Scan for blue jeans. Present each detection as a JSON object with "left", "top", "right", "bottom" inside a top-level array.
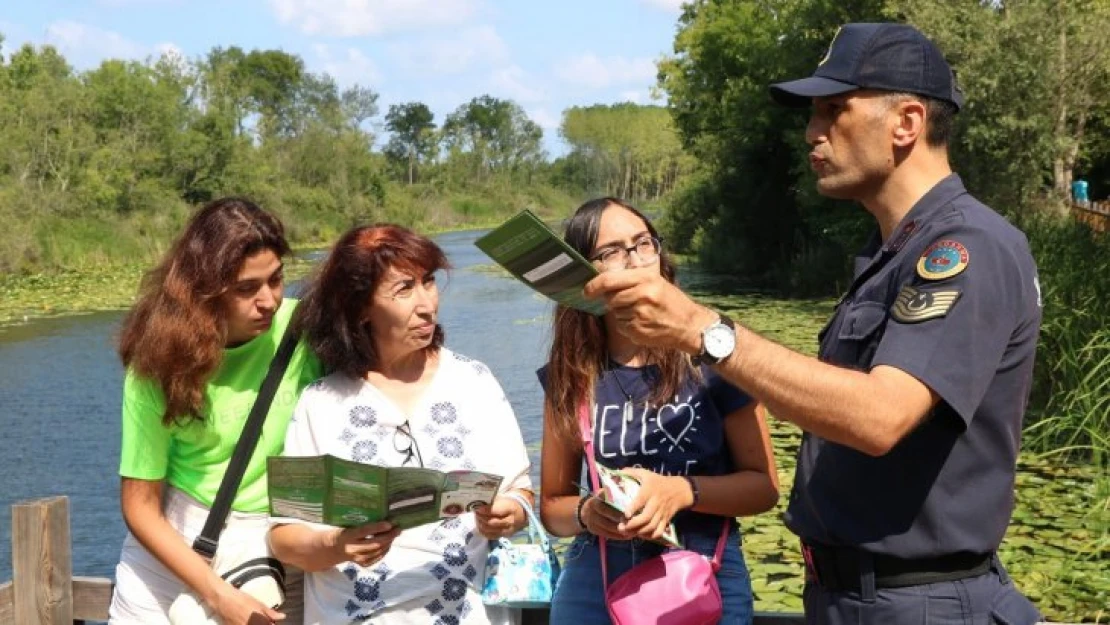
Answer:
[{"left": 550, "top": 526, "right": 754, "bottom": 624}]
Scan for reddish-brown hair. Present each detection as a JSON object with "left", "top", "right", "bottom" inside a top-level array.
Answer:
[
  {"left": 294, "top": 224, "right": 451, "bottom": 378},
  {"left": 545, "top": 197, "right": 695, "bottom": 447},
  {"left": 118, "top": 197, "right": 291, "bottom": 425}
]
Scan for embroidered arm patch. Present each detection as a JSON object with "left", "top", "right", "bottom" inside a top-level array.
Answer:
[
  {"left": 891, "top": 285, "right": 961, "bottom": 323},
  {"left": 917, "top": 239, "right": 969, "bottom": 280}
]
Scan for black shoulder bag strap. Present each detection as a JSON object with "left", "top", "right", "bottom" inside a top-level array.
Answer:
[{"left": 191, "top": 326, "right": 300, "bottom": 560}]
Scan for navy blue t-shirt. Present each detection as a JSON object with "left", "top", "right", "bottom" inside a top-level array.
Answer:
[{"left": 539, "top": 362, "right": 752, "bottom": 537}]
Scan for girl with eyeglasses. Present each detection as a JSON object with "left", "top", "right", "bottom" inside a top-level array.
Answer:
[
  {"left": 269, "top": 224, "right": 533, "bottom": 625},
  {"left": 537, "top": 198, "right": 780, "bottom": 624}
]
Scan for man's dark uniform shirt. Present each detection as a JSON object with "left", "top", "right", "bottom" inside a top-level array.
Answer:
[{"left": 784, "top": 174, "right": 1043, "bottom": 559}]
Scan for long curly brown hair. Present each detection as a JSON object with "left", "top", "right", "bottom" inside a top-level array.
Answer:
[
  {"left": 117, "top": 197, "right": 291, "bottom": 425},
  {"left": 544, "top": 197, "right": 696, "bottom": 447}
]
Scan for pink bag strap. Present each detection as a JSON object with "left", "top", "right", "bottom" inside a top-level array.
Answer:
[{"left": 576, "top": 400, "right": 732, "bottom": 589}]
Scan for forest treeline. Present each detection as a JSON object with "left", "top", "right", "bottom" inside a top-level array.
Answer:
[{"left": 0, "top": 37, "right": 690, "bottom": 272}]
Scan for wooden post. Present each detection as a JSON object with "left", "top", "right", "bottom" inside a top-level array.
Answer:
[
  {"left": 11, "top": 497, "right": 73, "bottom": 625},
  {"left": 0, "top": 581, "right": 14, "bottom": 625}
]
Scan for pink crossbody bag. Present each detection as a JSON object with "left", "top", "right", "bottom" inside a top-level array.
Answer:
[{"left": 578, "top": 401, "right": 731, "bottom": 625}]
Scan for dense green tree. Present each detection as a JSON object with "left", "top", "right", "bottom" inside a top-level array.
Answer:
[
  {"left": 559, "top": 103, "right": 693, "bottom": 201},
  {"left": 895, "top": 0, "right": 1110, "bottom": 210},
  {"left": 239, "top": 49, "right": 306, "bottom": 138},
  {"left": 659, "top": 0, "right": 886, "bottom": 288},
  {"left": 384, "top": 102, "right": 437, "bottom": 185},
  {"left": 441, "top": 95, "right": 544, "bottom": 184},
  {"left": 341, "top": 85, "right": 380, "bottom": 130}
]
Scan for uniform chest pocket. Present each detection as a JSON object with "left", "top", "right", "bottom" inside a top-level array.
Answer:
[{"left": 831, "top": 301, "right": 888, "bottom": 367}]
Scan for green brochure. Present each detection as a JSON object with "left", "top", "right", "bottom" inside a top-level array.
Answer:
[
  {"left": 596, "top": 464, "right": 681, "bottom": 549},
  {"left": 474, "top": 209, "right": 607, "bottom": 315},
  {"left": 267, "top": 454, "right": 503, "bottom": 529}
]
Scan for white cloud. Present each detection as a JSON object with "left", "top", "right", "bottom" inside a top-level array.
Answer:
[
  {"left": 312, "top": 44, "right": 382, "bottom": 87},
  {"left": 44, "top": 21, "right": 177, "bottom": 68},
  {"left": 389, "top": 25, "right": 507, "bottom": 76},
  {"left": 489, "top": 65, "right": 545, "bottom": 103},
  {"left": 526, "top": 107, "right": 560, "bottom": 131},
  {"left": 554, "top": 54, "right": 657, "bottom": 89},
  {"left": 270, "top": 0, "right": 480, "bottom": 37},
  {"left": 638, "top": 0, "right": 686, "bottom": 13}
]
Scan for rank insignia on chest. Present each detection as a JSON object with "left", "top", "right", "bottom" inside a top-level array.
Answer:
[
  {"left": 891, "top": 285, "right": 961, "bottom": 323},
  {"left": 917, "top": 239, "right": 969, "bottom": 280}
]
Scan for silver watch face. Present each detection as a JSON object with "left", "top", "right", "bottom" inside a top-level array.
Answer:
[{"left": 704, "top": 323, "right": 736, "bottom": 360}]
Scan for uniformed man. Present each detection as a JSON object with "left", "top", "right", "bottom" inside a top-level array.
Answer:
[{"left": 583, "top": 22, "right": 1044, "bottom": 624}]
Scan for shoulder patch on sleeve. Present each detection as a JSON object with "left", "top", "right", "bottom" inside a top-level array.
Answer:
[
  {"left": 916, "top": 239, "right": 969, "bottom": 280},
  {"left": 891, "top": 285, "right": 961, "bottom": 323}
]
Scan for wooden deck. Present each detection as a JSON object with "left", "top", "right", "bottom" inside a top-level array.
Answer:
[{"left": 0, "top": 496, "right": 804, "bottom": 624}]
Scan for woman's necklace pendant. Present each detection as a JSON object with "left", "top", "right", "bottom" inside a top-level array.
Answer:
[{"left": 623, "top": 400, "right": 634, "bottom": 423}]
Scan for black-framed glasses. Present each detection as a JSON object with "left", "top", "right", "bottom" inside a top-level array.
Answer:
[
  {"left": 392, "top": 420, "right": 424, "bottom": 468},
  {"left": 589, "top": 236, "right": 663, "bottom": 271}
]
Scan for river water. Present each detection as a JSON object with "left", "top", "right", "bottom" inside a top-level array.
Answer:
[{"left": 0, "top": 229, "right": 552, "bottom": 581}]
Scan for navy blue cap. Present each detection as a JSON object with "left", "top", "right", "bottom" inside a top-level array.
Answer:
[{"left": 770, "top": 23, "right": 964, "bottom": 111}]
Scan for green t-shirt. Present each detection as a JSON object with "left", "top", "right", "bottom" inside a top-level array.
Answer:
[{"left": 118, "top": 298, "right": 324, "bottom": 512}]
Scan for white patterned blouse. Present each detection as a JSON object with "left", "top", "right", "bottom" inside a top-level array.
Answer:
[{"left": 277, "top": 348, "right": 532, "bottom": 625}]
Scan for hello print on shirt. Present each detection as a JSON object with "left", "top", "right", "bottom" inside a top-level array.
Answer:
[
  {"left": 587, "top": 365, "right": 749, "bottom": 479},
  {"left": 594, "top": 392, "right": 708, "bottom": 476}
]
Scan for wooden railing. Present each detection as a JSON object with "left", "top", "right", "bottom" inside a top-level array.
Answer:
[
  {"left": 0, "top": 498, "right": 112, "bottom": 624},
  {"left": 0, "top": 496, "right": 803, "bottom": 625},
  {"left": 1072, "top": 199, "right": 1109, "bottom": 233}
]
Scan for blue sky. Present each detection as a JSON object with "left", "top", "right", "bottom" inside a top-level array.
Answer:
[{"left": 0, "top": 0, "right": 686, "bottom": 155}]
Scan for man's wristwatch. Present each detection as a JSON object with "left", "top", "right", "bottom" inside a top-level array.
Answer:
[{"left": 695, "top": 314, "right": 737, "bottom": 365}]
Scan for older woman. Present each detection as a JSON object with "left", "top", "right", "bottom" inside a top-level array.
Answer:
[{"left": 270, "top": 224, "right": 533, "bottom": 625}]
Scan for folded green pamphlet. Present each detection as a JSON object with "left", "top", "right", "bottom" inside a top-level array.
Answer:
[
  {"left": 474, "top": 209, "right": 606, "bottom": 315},
  {"left": 268, "top": 454, "right": 504, "bottom": 529},
  {"left": 596, "top": 464, "right": 681, "bottom": 549}
]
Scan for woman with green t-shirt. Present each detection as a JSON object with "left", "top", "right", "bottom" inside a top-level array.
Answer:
[{"left": 108, "top": 197, "right": 323, "bottom": 625}]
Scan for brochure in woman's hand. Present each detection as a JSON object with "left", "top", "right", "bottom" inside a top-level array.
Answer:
[
  {"left": 267, "top": 454, "right": 503, "bottom": 530},
  {"left": 596, "top": 465, "right": 682, "bottom": 549}
]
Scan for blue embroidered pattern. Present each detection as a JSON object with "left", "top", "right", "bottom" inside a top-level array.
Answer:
[
  {"left": 430, "top": 402, "right": 458, "bottom": 424},
  {"left": 338, "top": 428, "right": 356, "bottom": 445},
  {"left": 437, "top": 437, "right": 464, "bottom": 458},
  {"left": 443, "top": 543, "right": 467, "bottom": 567},
  {"left": 354, "top": 578, "right": 380, "bottom": 602},
  {"left": 430, "top": 564, "right": 451, "bottom": 580},
  {"left": 349, "top": 405, "right": 377, "bottom": 428},
  {"left": 351, "top": 440, "right": 378, "bottom": 463},
  {"left": 329, "top": 351, "right": 498, "bottom": 621},
  {"left": 442, "top": 578, "right": 467, "bottom": 602},
  {"left": 457, "top": 599, "right": 472, "bottom": 618}
]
